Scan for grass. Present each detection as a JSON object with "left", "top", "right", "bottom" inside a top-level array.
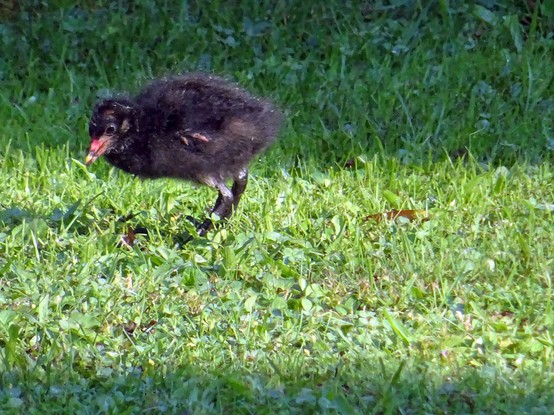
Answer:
[{"left": 1, "top": 0, "right": 553, "bottom": 413}]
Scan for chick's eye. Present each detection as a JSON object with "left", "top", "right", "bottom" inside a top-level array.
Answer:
[{"left": 105, "top": 125, "right": 117, "bottom": 134}]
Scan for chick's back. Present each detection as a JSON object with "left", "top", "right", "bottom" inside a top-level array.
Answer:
[
  {"left": 134, "top": 74, "right": 282, "bottom": 181},
  {"left": 136, "top": 74, "right": 280, "bottom": 146}
]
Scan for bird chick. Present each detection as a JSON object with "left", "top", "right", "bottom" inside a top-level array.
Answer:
[{"left": 86, "top": 73, "right": 282, "bottom": 235}]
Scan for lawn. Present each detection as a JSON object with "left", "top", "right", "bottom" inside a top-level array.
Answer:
[{"left": 1, "top": 1, "right": 553, "bottom": 413}]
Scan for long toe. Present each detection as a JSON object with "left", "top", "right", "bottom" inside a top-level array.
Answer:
[
  {"left": 186, "top": 215, "right": 203, "bottom": 227},
  {"left": 197, "top": 218, "right": 213, "bottom": 236}
]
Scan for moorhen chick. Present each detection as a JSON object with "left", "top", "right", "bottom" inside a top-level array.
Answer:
[{"left": 86, "top": 73, "right": 282, "bottom": 235}]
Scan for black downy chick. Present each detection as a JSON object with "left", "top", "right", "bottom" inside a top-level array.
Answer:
[{"left": 86, "top": 73, "right": 282, "bottom": 235}]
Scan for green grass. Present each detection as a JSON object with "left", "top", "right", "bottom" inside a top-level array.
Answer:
[{"left": 1, "top": 1, "right": 553, "bottom": 413}]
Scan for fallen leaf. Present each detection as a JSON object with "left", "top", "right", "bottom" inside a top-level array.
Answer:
[
  {"left": 124, "top": 321, "right": 137, "bottom": 335},
  {"left": 144, "top": 320, "right": 158, "bottom": 331},
  {"left": 120, "top": 227, "right": 136, "bottom": 248},
  {"left": 123, "top": 319, "right": 158, "bottom": 336},
  {"left": 364, "top": 209, "right": 430, "bottom": 222}
]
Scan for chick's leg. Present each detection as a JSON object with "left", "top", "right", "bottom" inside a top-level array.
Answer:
[
  {"left": 197, "top": 177, "right": 234, "bottom": 236},
  {"left": 231, "top": 168, "right": 248, "bottom": 209},
  {"left": 212, "top": 182, "right": 234, "bottom": 219}
]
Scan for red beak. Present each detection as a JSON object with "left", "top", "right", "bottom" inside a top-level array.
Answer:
[{"left": 85, "top": 136, "right": 110, "bottom": 165}]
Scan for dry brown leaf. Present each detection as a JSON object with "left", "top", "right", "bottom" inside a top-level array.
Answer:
[
  {"left": 120, "top": 227, "right": 137, "bottom": 248},
  {"left": 124, "top": 321, "right": 137, "bottom": 335},
  {"left": 123, "top": 319, "right": 158, "bottom": 336},
  {"left": 364, "top": 209, "right": 430, "bottom": 222}
]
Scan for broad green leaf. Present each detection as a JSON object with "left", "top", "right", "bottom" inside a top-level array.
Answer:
[{"left": 383, "top": 309, "right": 412, "bottom": 346}]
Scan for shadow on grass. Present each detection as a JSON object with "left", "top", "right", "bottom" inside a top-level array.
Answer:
[
  {"left": 1, "top": 357, "right": 552, "bottom": 414},
  {"left": 0, "top": 201, "right": 90, "bottom": 237}
]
